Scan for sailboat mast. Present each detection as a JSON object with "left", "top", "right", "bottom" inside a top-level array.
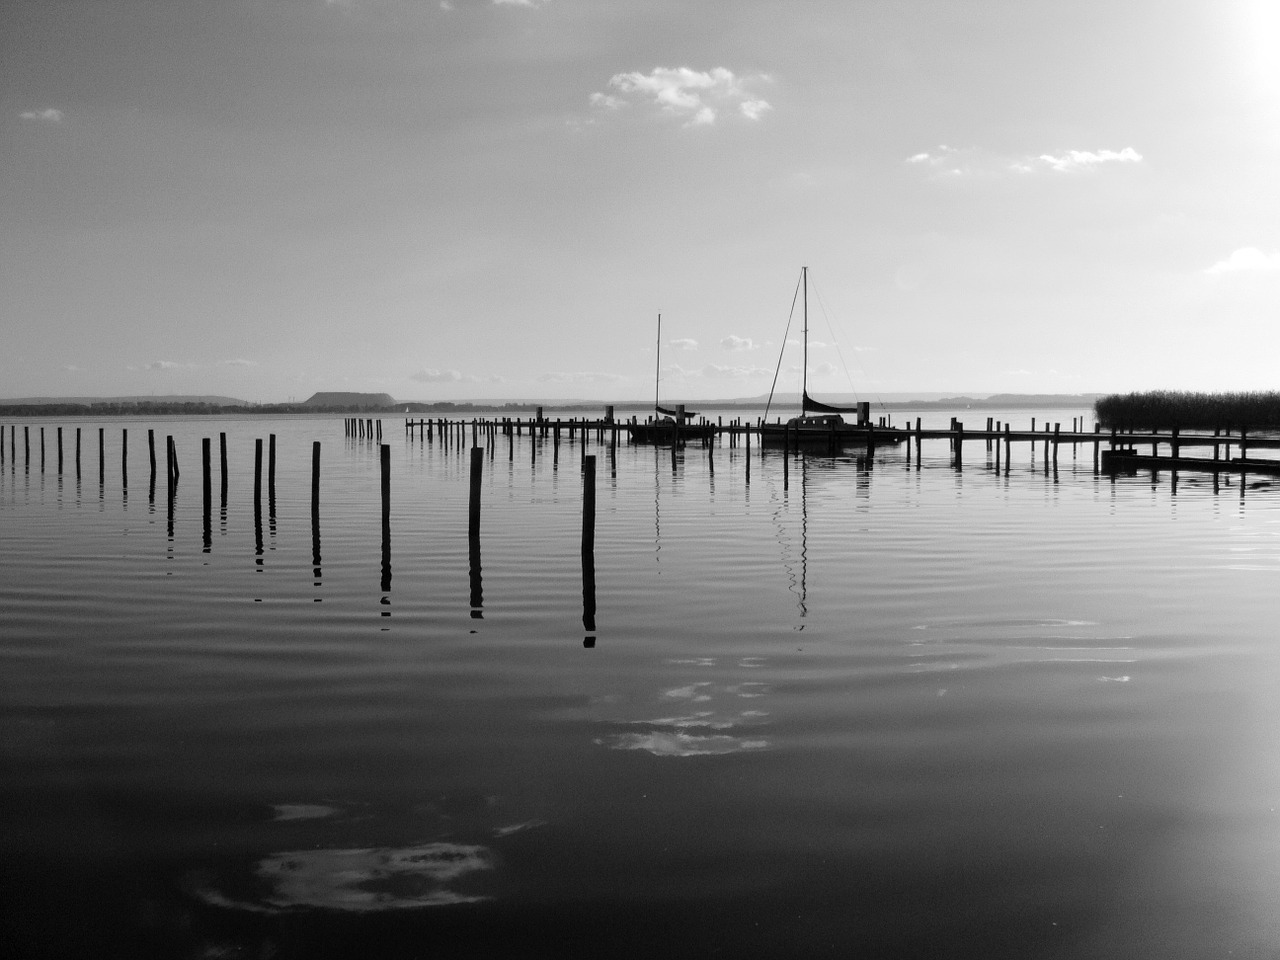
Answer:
[
  {"left": 655, "top": 313, "right": 661, "bottom": 412},
  {"left": 801, "top": 266, "right": 808, "bottom": 416}
]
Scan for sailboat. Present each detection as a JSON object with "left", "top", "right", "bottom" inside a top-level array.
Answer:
[
  {"left": 760, "top": 267, "right": 902, "bottom": 449},
  {"left": 627, "top": 314, "right": 717, "bottom": 445}
]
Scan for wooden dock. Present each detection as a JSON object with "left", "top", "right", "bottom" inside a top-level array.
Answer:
[{"left": 400, "top": 413, "right": 1280, "bottom": 478}]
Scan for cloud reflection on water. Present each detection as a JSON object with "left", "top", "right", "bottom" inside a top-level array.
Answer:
[{"left": 193, "top": 842, "right": 494, "bottom": 913}]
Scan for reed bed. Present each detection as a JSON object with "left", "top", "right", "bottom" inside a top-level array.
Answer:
[{"left": 1095, "top": 390, "right": 1280, "bottom": 431}]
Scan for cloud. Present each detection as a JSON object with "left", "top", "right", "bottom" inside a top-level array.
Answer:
[
  {"left": 668, "top": 338, "right": 699, "bottom": 351},
  {"left": 720, "top": 336, "right": 757, "bottom": 351},
  {"left": 223, "top": 358, "right": 258, "bottom": 367},
  {"left": 700, "top": 363, "right": 769, "bottom": 380},
  {"left": 412, "top": 368, "right": 463, "bottom": 383},
  {"left": 907, "top": 145, "right": 1143, "bottom": 178},
  {"left": 1035, "top": 147, "right": 1142, "bottom": 172},
  {"left": 592, "top": 67, "right": 772, "bottom": 127},
  {"left": 492, "top": 0, "right": 548, "bottom": 6},
  {"left": 20, "top": 108, "right": 63, "bottom": 124},
  {"left": 1205, "top": 247, "right": 1280, "bottom": 276},
  {"left": 537, "top": 371, "right": 625, "bottom": 384},
  {"left": 146, "top": 360, "right": 194, "bottom": 371}
]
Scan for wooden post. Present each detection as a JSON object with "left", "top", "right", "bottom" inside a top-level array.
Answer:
[
  {"left": 1053, "top": 423, "right": 1060, "bottom": 466},
  {"left": 1004, "top": 424, "right": 1011, "bottom": 474},
  {"left": 582, "top": 454, "right": 596, "bottom": 555},
  {"left": 1093, "top": 423, "right": 1101, "bottom": 473},
  {"left": 57, "top": 427, "right": 63, "bottom": 474},
  {"left": 24, "top": 426, "right": 29, "bottom": 467},
  {"left": 99, "top": 427, "right": 105, "bottom": 484},
  {"left": 311, "top": 441, "right": 321, "bottom": 520},
  {"left": 268, "top": 434, "right": 276, "bottom": 492},
  {"left": 167, "top": 436, "right": 176, "bottom": 497},
  {"left": 76, "top": 427, "right": 81, "bottom": 478},
  {"left": 254, "top": 438, "right": 263, "bottom": 508},
  {"left": 380, "top": 444, "right": 391, "bottom": 539},
  {"left": 121, "top": 428, "right": 127, "bottom": 488},
  {"left": 219, "top": 432, "right": 228, "bottom": 503},
  {"left": 954, "top": 421, "right": 963, "bottom": 470},
  {"left": 469, "top": 447, "right": 483, "bottom": 540},
  {"left": 202, "top": 437, "right": 212, "bottom": 529}
]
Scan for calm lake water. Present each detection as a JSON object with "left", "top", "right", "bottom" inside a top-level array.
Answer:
[{"left": 3, "top": 410, "right": 1280, "bottom": 959}]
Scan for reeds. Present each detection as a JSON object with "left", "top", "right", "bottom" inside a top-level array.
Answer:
[{"left": 1094, "top": 391, "right": 1280, "bottom": 431}]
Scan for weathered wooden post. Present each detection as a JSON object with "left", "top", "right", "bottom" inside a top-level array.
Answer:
[
  {"left": 745, "top": 430, "right": 751, "bottom": 484},
  {"left": 268, "top": 434, "right": 276, "bottom": 492},
  {"left": 202, "top": 437, "right": 212, "bottom": 550},
  {"left": 98, "top": 428, "right": 105, "bottom": 484},
  {"left": 166, "top": 436, "right": 176, "bottom": 498},
  {"left": 311, "top": 441, "right": 321, "bottom": 520},
  {"left": 954, "top": 421, "right": 963, "bottom": 471},
  {"left": 121, "top": 428, "right": 127, "bottom": 488},
  {"left": 469, "top": 446, "right": 483, "bottom": 540},
  {"left": 582, "top": 454, "right": 596, "bottom": 555},
  {"left": 254, "top": 438, "right": 263, "bottom": 508},
  {"left": 1053, "top": 423, "right": 1061, "bottom": 466},
  {"left": 75, "top": 427, "right": 81, "bottom": 479},
  {"left": 1004, "top": 423, "right": 1012, "bottom": 475},
  {"left": 1093, "top": 424, "right": 1101, "bottom": 473},
  {"left": 582, "top": 454, "right": 597, "bottom": 645},
  {"left": 381, "top": 443, "right": 391, "bottom": 593},
  {"left": 23, "top": 426, "right": 30, "bottom": 467},
  {"left": 57, "top": 427, "right": 63, "bottom": 475},
  {"left": 311, "top": 442, "right": 322, "bottom": 582}
]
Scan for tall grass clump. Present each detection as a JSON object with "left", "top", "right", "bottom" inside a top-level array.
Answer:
[{"left": 1095, "top": 391, "right": 1280, "bottom": 431}]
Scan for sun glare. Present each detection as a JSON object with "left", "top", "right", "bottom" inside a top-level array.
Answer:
[{"left": 1242, "top": 0, "right": 1280, "bottom": 96}]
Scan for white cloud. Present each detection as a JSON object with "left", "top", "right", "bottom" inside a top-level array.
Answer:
[
  {"left": 1205, "top": 247, "right": 1280, "bottom": 276},
  {"left": 412, "top": 368, "right": 463, "bottom": 383},
  {"left": 668, "top": 338, "right": 699, "bottom": 351},
  {"left": 146, "top": 360, "right": 193, "bottom": 371},
  {"left": 592, "top": 67, "right": 772, "bottom": 127},
  {"left": 1036, "top": 147, "right": 1142, "bottom": 172},
  {"left": 589, "top": 92, "right": 625, "bottom": 110},
  {"left": 701, "top": 363, "right": 769, "bottom": 380},
  {"left": 720, "top": 336, "right": 757, "bottom": 351},
  {"left": 492, "top": 0, "right": 548, "bottom": 6},
  {"left": 537, "top": 371, "right": 625, "bottom": 383},
  {"left": 907, "top": 144, "right": 1143, "bottom": 178},
  {"left": 223, "top": 358, "right": 258, "bottom": 367},
  {"left": 20, "top": 108, "right": 63, "bottom": 124}
]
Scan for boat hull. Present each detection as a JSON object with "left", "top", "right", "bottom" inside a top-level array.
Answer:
[
  {"left": 759, "top": 417, "right": 907, "bottom": 449},
  {"left": 627, "top": 420, "right": 717, "bottom": 445}
]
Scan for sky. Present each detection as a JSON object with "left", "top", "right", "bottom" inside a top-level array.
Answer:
[{"left": 2, "top": 0, "right": 1278, "bottom": 404}]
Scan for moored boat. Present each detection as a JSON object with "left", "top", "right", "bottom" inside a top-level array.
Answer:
[
  {"left": 759, "top": 267, "right": 905, "bottom": 449},
  {"left": 627, "top": 314, "right": 717, "bottom": 446}
]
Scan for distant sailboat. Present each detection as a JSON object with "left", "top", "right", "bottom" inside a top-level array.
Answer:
[{"left": 627, "top": 314, "right": 715, "bottom": 445}]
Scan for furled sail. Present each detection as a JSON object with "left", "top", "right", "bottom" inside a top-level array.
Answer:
[
  {"left": 656, "top": 405, "right": 698, "bottom": 420},
  {"left": 802, "top": 392, "right": 860, "bottom": 415}
]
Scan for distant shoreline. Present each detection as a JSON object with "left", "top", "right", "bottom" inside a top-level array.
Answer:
[{"left": 0, "top": 393, "right": 1102, "bottom": 417}]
